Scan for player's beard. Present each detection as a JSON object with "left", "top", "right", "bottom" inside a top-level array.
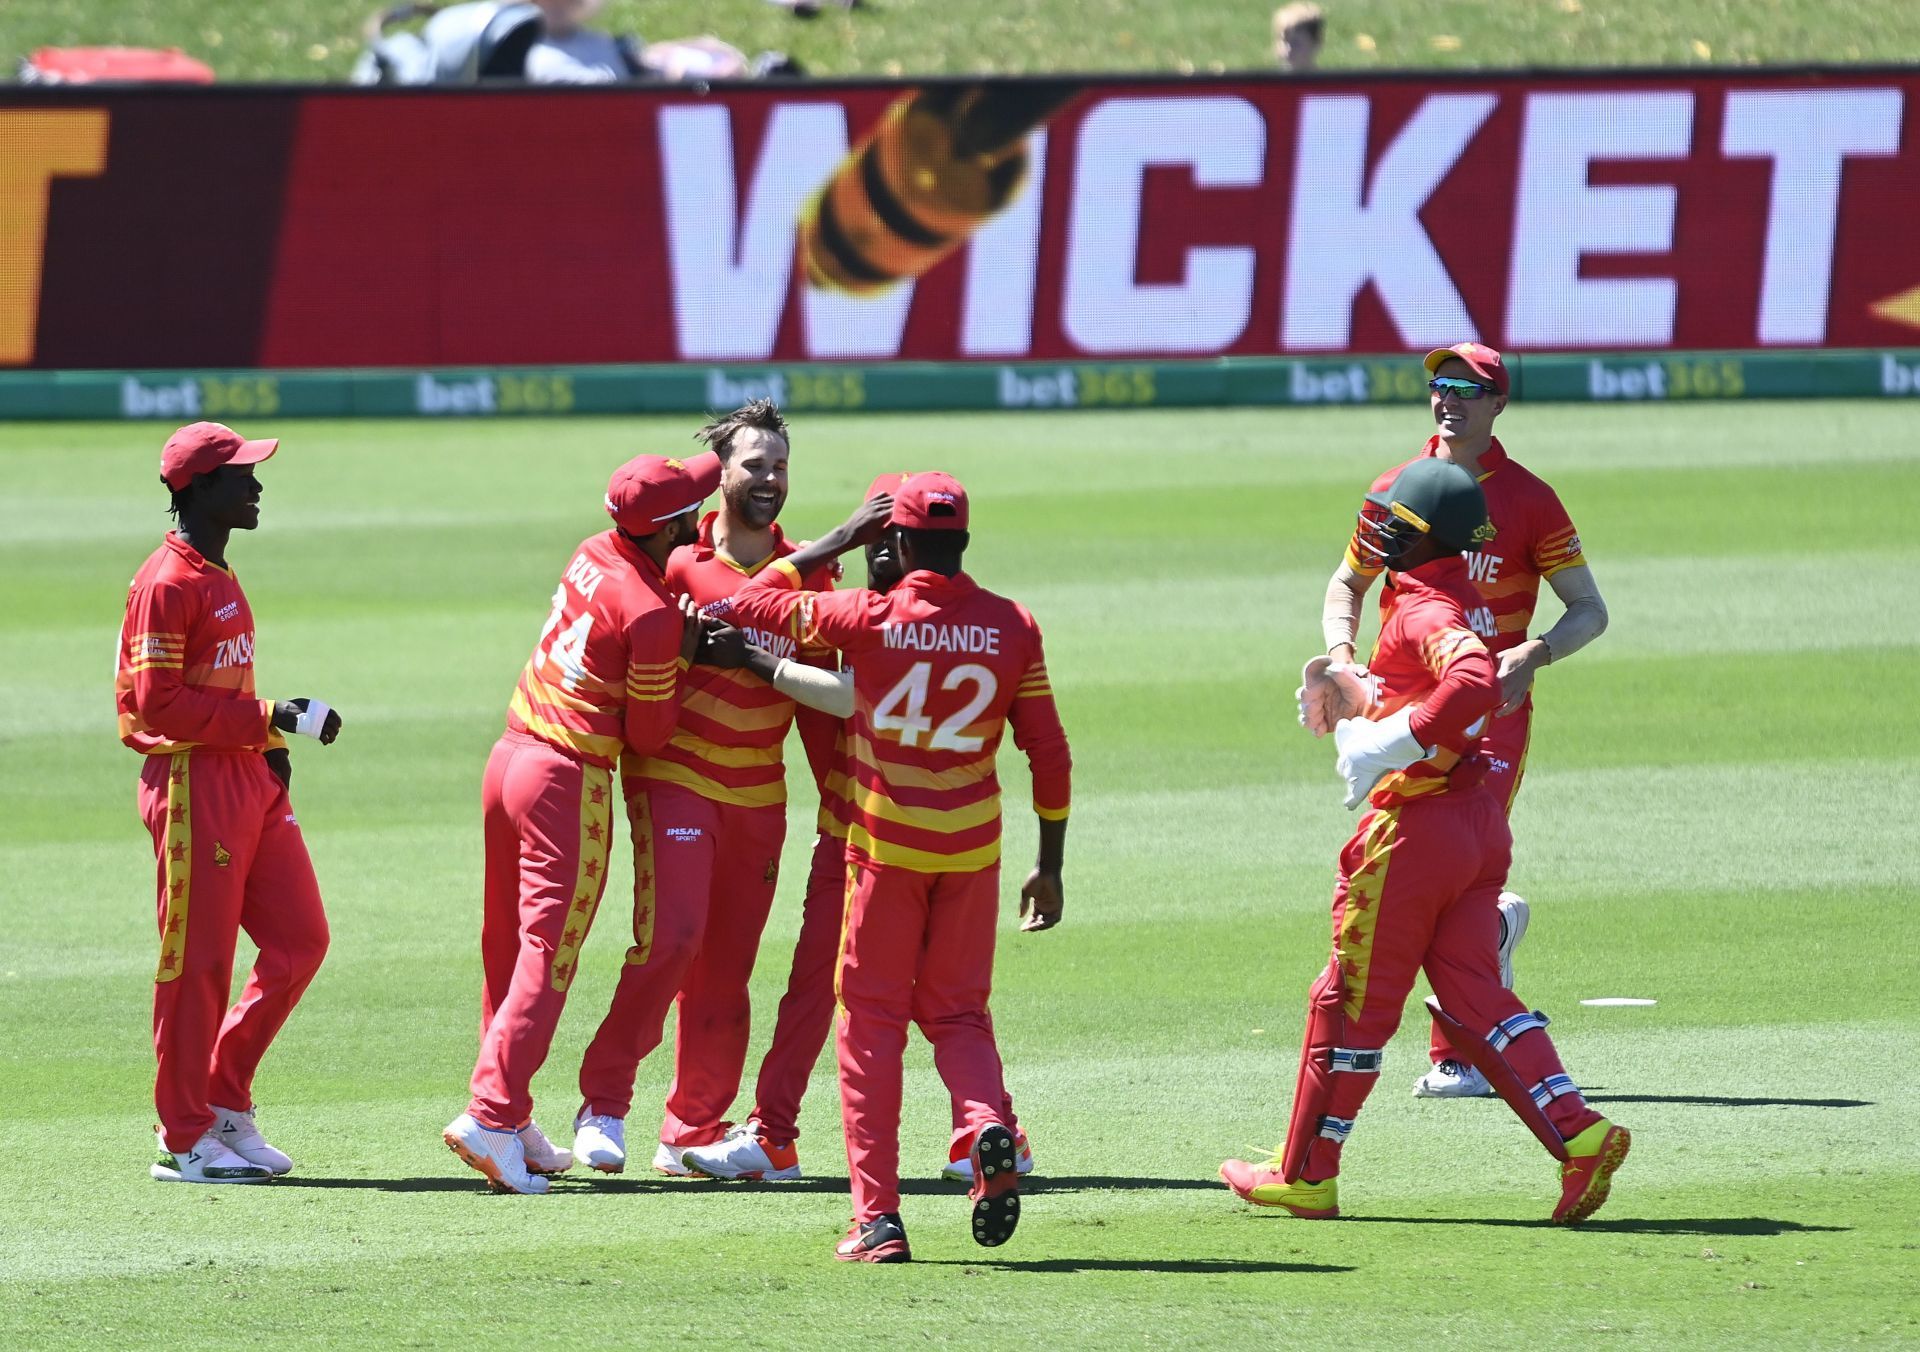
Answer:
[{"left": 724, "top": 479, "right": 785, "bottom": 531}]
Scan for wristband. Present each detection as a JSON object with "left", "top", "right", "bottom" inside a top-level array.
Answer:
[{"left": 293, "top": 698, "right": 333, "bottom": 739}]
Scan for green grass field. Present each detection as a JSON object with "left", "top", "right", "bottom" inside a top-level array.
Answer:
[
  {"left": 6, "top": 0, "right": 1920, "bottom": 82},
  {"left": 3, "top": 403, "right": 1917, "bottom": 1348}
]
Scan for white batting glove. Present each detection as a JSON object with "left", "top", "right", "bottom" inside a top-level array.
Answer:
[
  {"left": 1296, "top": 657, "right": 1375, "bottom": 738},
  {"left": 1333, "top": 706, "right": 1430, "bottom": 810}
]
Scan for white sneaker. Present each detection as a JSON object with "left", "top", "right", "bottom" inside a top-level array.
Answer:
[
  {"left": 679, "top": 1122, "right": 802, "bottom": 1180},
  {"left": 941, "top": 1127, "right": 1035, "bottom": 1183},
  {"left": 1497, "top": 892, "right": 1530, "bottom": 989},
  {"left": 652, "top": 1139, "right": 697, "bottom": 1177},
  {"left": 518, "top": 1119, "right": 573, "bottom": 1175},
  {"left": 573, "top": 1111, "right": 627, "bottom": 1174},
  {"left": 209, "top": 1104, "right": 294, "bottom": 1175},
  {"left": 151, "top": 1128, "right": 273, "bottom": 1184},
  {"left": 442, "top": 1113, "right": 549, "bottom": 1194},
  {"left": 1411, "top": 1059, "right": 1494, "bottom": 1098}
]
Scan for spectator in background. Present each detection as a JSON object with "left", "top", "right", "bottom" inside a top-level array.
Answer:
[
  {"left": 1273, "top": 3, "right": 1325, "bottom": 71},
  {"left": 525, "top": 0, "right": 640, "bottom": 81}
]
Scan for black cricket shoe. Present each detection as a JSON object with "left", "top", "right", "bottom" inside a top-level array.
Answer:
[
  {"left": 836, "top": 1212, "right": 911, "bottom": 1263},
  {"left": 968, "top": 1122, "right": 1021, "bottom": 1247}
]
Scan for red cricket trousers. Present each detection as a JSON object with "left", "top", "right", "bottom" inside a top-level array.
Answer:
[
  {"left": 745, "top": 829, "right": 853, "bottom": 1143},
  {"left": 468, "top": 731, "right": 613, "bottom": 1130},
  {"left": 1429, "top": 699, "right": 1533, "bottom": 1067},
  {"left": 1293, "top": 785, "right": 1598, "bottom": 1181},
  {"left": 576, "top": 782, "right": 784, "bottom": 1138},
  {"left": 838, "top": 856, "right": 1010, "bottom": 1222},
  {"left": 139, "top": 750, "right": 329, "bottom": 1153}
]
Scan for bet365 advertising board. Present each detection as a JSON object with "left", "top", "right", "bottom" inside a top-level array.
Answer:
[{"left": 1, "top": 70, "right": 1918, "bottom": 411}]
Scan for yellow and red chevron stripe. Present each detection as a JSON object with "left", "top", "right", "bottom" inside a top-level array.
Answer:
[
  {"left": 550, "top": 764, "right": 613, "bottom": 993},
  {"left": 1337, "top": 807, "right": 1400, "bottom": 1019},
  {"left": 624, "top": 790, "right": 657, "bottom": 966},
  {"left": 155, "top": 751, "right": 191, "bottom": 984}
]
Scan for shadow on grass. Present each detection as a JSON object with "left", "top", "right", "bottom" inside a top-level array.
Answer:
[
  {"left": 1335, "top": 1216, "right": 1848, "bottom": 1236},
  {"left": 919, "top": 1257, "right": 1355, "bottom": 1275},
  {"left": 268, "top": 1177, "right": 523, "bottom": 1192},
  {"left": 531, "top": 1174, "right": 1226, "bottom": 1197},
  {"left": 1584, "top": 1094, "right": 1871, "bottom": 1109}
]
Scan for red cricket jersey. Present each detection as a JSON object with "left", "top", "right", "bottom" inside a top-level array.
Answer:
[
  {"left": 629, "top": 513, "right": 840, "bottom": 810},
  {"left": 506, "top": 530, "right": 685, "bottom": 770},
  {"left": 116, "top": 532, "right": 281, "bottom": 755},
  {"left": 724, "top": 563, "right": 1071, "bottom": 875},
  {"left": 1346, "top": 437, "right": 1586, "bottom": 654},
  {"left": 1363, "top": 555, "right": 1502, "bottom": 809}
]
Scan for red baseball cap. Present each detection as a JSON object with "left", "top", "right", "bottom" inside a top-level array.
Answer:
[
  {"left": 605, "top": 450, "right": 722, "bottom": 535},
  {"left": 160, "top": 422, "right": 279, "bottom": 491},
  {"left": 865, "top": 471, "right": 912, "bottom": 502},
  {"left": 1423, "top": 341, "right": 1510, "bottom": 395},
  {"left": 891, "top": 471, "right": 969, "bottom": 531}
]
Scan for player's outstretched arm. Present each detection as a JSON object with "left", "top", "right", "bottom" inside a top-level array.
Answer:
[
  {"left": 1495, "top": 564, "right": 1609, "bottom": 715},
  {"left": 776, "top": 495, "right": 894, "bottom": 581},
  {"left": 1020, "top": 818, "right": 1066, "bottom": 933}
]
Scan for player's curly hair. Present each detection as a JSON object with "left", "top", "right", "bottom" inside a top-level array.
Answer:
[{"left": 696, "top": 398, "right": 790, "bottom": 462}]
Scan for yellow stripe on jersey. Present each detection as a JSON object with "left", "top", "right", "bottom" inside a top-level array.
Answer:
[
  {"left": 550, "top": 763, "right": 613, "bottom": 993},
  {"left": 1034, "top": 801, "right": 1070, "bottom": 822},
  {"left": 155, "top": 751, "right": 191, "bottom": 984},
  {"left": 518, "top": 665, "right": 613, "bottom": 716},
  {"left": 845, "top": 732, "right": 997, "bottom": 791},
  {"left": 508, "top": 687, "right": 623, "bottom": 765},
  {"left": 850, "top": 784, "right": 1003, "bottom": 834},
  {"left": 650, "top": 731, "right": 785, "bottom": 770},
  {"left": 640, "top": 758, "right": 787, "bottom": 809},
  {"left": 844, "top": 822, "right": 1000, "bottom": 874},
  {"left": 677, "top": 683, "right": 796, "bottom": 733},
  {"left": 1419, "top": 625, "right": 1485, "bottom": 675},
  {"left": 1338, "top": 807, "right": 1400, "bottom": 1018}
]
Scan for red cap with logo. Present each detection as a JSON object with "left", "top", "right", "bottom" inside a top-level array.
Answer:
[
  {"left": 605, "top": 450, "right": 722, "bottom": 535},
  {"left": 890, "top": 471, "right": 969, "bottom": 531},
  {"left": 1423, "top": 341, "right": 1510, "bottom": 395},
  {"left": 160, "top": 422, "right": 279, "bottom": 491}
]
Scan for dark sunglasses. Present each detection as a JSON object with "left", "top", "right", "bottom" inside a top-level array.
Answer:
[{"left": 1429, "top": 376, "right": 1498, "bottom": 401}]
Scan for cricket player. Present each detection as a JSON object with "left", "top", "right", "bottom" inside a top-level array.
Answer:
[
  {"left": 720, "top": 473, "right": 1070, "bottom": 1263},
  {"left": 1317, "top": 342, "right": 1609, "bottom": 1098},
  {"left": 1224, "top": 458, "right": 1629, "bottom": 1224},
  {"left": 680, "top": 473, "right": 1036, "bottom": 1185},
  {"left": 444, "top": 449, "right": 715, "bottom": 1195},
  {"left": 117, "top": 422, "right": 342, "bottom": 1183},
  {"left": 571, "top": 402, "right": 841, "bottom": 1178}
]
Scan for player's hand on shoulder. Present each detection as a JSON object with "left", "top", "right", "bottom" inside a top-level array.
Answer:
[
  {"left": 698, "top": 621, "right": 751, "bottom": 669},
  {"left": 1019, "top": 867, "right": 1063, "bottom": 933},
  {"left": 273, "top": 698, "right": 343, "bottom": 745}
]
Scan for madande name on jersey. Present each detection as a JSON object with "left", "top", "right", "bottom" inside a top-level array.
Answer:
[{"left": 881, "top": 622, "right": 1002, "bottom": 654}]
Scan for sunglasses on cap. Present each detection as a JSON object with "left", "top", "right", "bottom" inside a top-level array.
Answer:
[{"left": 1428, "top": 376, "right": 1499, "bottom": 401}]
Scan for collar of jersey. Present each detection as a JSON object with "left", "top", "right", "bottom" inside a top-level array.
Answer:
[
  {"left": 165, "top": 530, "right": 235, "bottom": 578},
  {"left": 1421, "top": 434, "right": 1507, "bottom": 482},
  {"left": 694, "top": 510, "right": 788, "bottom": 576}
]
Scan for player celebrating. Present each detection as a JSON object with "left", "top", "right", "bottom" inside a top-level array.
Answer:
[
  {"left": 721, "top": 473, "right": 1070, "bottom": 1263},
  {"left": 117, "top": 421, "right": 342, "bottom": 1184},
  {"left": 1315, "top": 342, "right": 1609, "bottom": 1099},
  {"left": 444, "top": 450, "right": 715, "bottom": 1195},
  {"left": 680, "top": 473, "right": 1035, "bottom": 1185},
  {"left": 571, "top": 402, "right": 840, "bottom": 1178},
  {"left": 1224, "top": 458, "right": 1628, "bottom": 1224}
]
